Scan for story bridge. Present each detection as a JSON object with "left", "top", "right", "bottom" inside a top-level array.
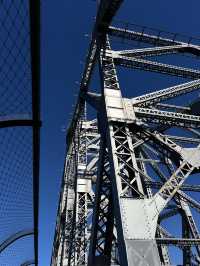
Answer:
[
  {"left": 1, "top": 1, "right": 200, "bottom": 266},
  {"left": 50, "top": 1, "right": 200, "bottom": 266}
]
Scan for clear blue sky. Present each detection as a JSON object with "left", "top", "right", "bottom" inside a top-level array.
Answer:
[{"left": 39, "top": 1, "right": 200, "bottom": 265}]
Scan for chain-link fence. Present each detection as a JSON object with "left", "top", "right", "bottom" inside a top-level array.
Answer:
[{"left": 0, "top": 1, "right": 40, "bottom": 265}]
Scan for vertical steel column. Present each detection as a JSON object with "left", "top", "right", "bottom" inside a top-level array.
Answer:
[
  {"left": 181, "top": 210, "right": 192, "bottom": 266},
  {"left": 88, "top": 137, "right": 114, "bottom": 266},
  {"left": 29, "top": 1, "right": 41, "bottom": 264},
  {"left": 74, "top": 119, "right": 90, "bottom": 265},
  {"left": 90, "top": 39, "right": 162, "bottom": 266}
]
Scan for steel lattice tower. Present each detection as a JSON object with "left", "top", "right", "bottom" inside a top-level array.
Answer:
[{"left": 51, "top": 1, "right": 200, "bottom": 265}]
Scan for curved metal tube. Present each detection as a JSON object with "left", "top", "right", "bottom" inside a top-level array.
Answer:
[
  {"left": 21, "top": 260, "right": 35, "bottom": 266},
  {"left": 0, "top": 114, "right": 33, "bottom": 128},
  {"left": 0, "top": 229, "right": 34, "bottom": 253}
]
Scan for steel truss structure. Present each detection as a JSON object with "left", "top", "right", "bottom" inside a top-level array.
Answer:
[{"left": 51, "top": 1, "right": 200, "bottom": 265}]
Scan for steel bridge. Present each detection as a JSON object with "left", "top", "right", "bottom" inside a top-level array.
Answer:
[{"left": 51, "top": 1, "right": 200, "bottom": 265}]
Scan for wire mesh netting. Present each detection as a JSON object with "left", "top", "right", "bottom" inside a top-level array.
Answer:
[
  {"left": 0, "top": 0, "right": 40, "bottom": 265},
  {"left": 0, "top": 0, "right": 32, "bottom": 116},
  {"left": 0, "top": 127, "right": 33, "bottom": 241},
  {"left": 0, "top": 235, "right": 34, "bottom": 266}
]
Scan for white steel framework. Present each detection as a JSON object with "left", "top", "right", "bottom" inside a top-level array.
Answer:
[{"left": 51, "top": 1, "right": 200, "bottom": 265}]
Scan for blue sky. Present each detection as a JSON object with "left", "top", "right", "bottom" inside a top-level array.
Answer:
[{"left": 39, "top": 1, "right": 200, "bottom": 265}]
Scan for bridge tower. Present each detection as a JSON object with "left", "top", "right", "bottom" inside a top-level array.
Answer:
[{"left": 51, "top": 1, "right": 200, "bottom": 265}]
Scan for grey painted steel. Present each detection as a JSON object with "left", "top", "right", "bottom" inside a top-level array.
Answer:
[
  {"left": 156, "top": 238, "right": 200, "bottom": 246},
  {"left": 132, "top": 79, "right": 200, "bottom": 107},
  {"left": 113, "top": 54, "right": 200, "bottom": 78},
  {"left": 51, "top": 1, "right": 200, "bottom": 265},
  {"left": 116, "top": 45, "right": 188, "bottom": 57},
  {"left": 108, "top": 26, "right": 200, "bottom": 54},
  {"left": 134, "top": 107, "right": 200, "bottom": 128}
]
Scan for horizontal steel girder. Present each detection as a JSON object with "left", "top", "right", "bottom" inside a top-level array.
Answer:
[
  {"left": 157, "top": 225, "right": 199, "bottom": 255},
  {"left": 108, "top": 26, "right": 181, "bottom": 45},
  {"left": 156, "top": 238, "right": 200, "bottom": 246},
  {"left": 164, "top": 135, "right": 200, "bottom": 144},
  {"left": 145, "top": 181, "right": 200, "bottom": 192},
  {"left": 132, "top": 79, "right": 200, "bottom": 107},
  {"left": 115, "top": 44, "right": 188, "bottom": 57},
  {"left": 108, "top": 26, "right": 200, "bottom": 56},
  {"left": 112, "top": 54, "right": 200, "bottom": 78},
  {"left": 134, "top": 107, "right": 200, "bottom": 128}
]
